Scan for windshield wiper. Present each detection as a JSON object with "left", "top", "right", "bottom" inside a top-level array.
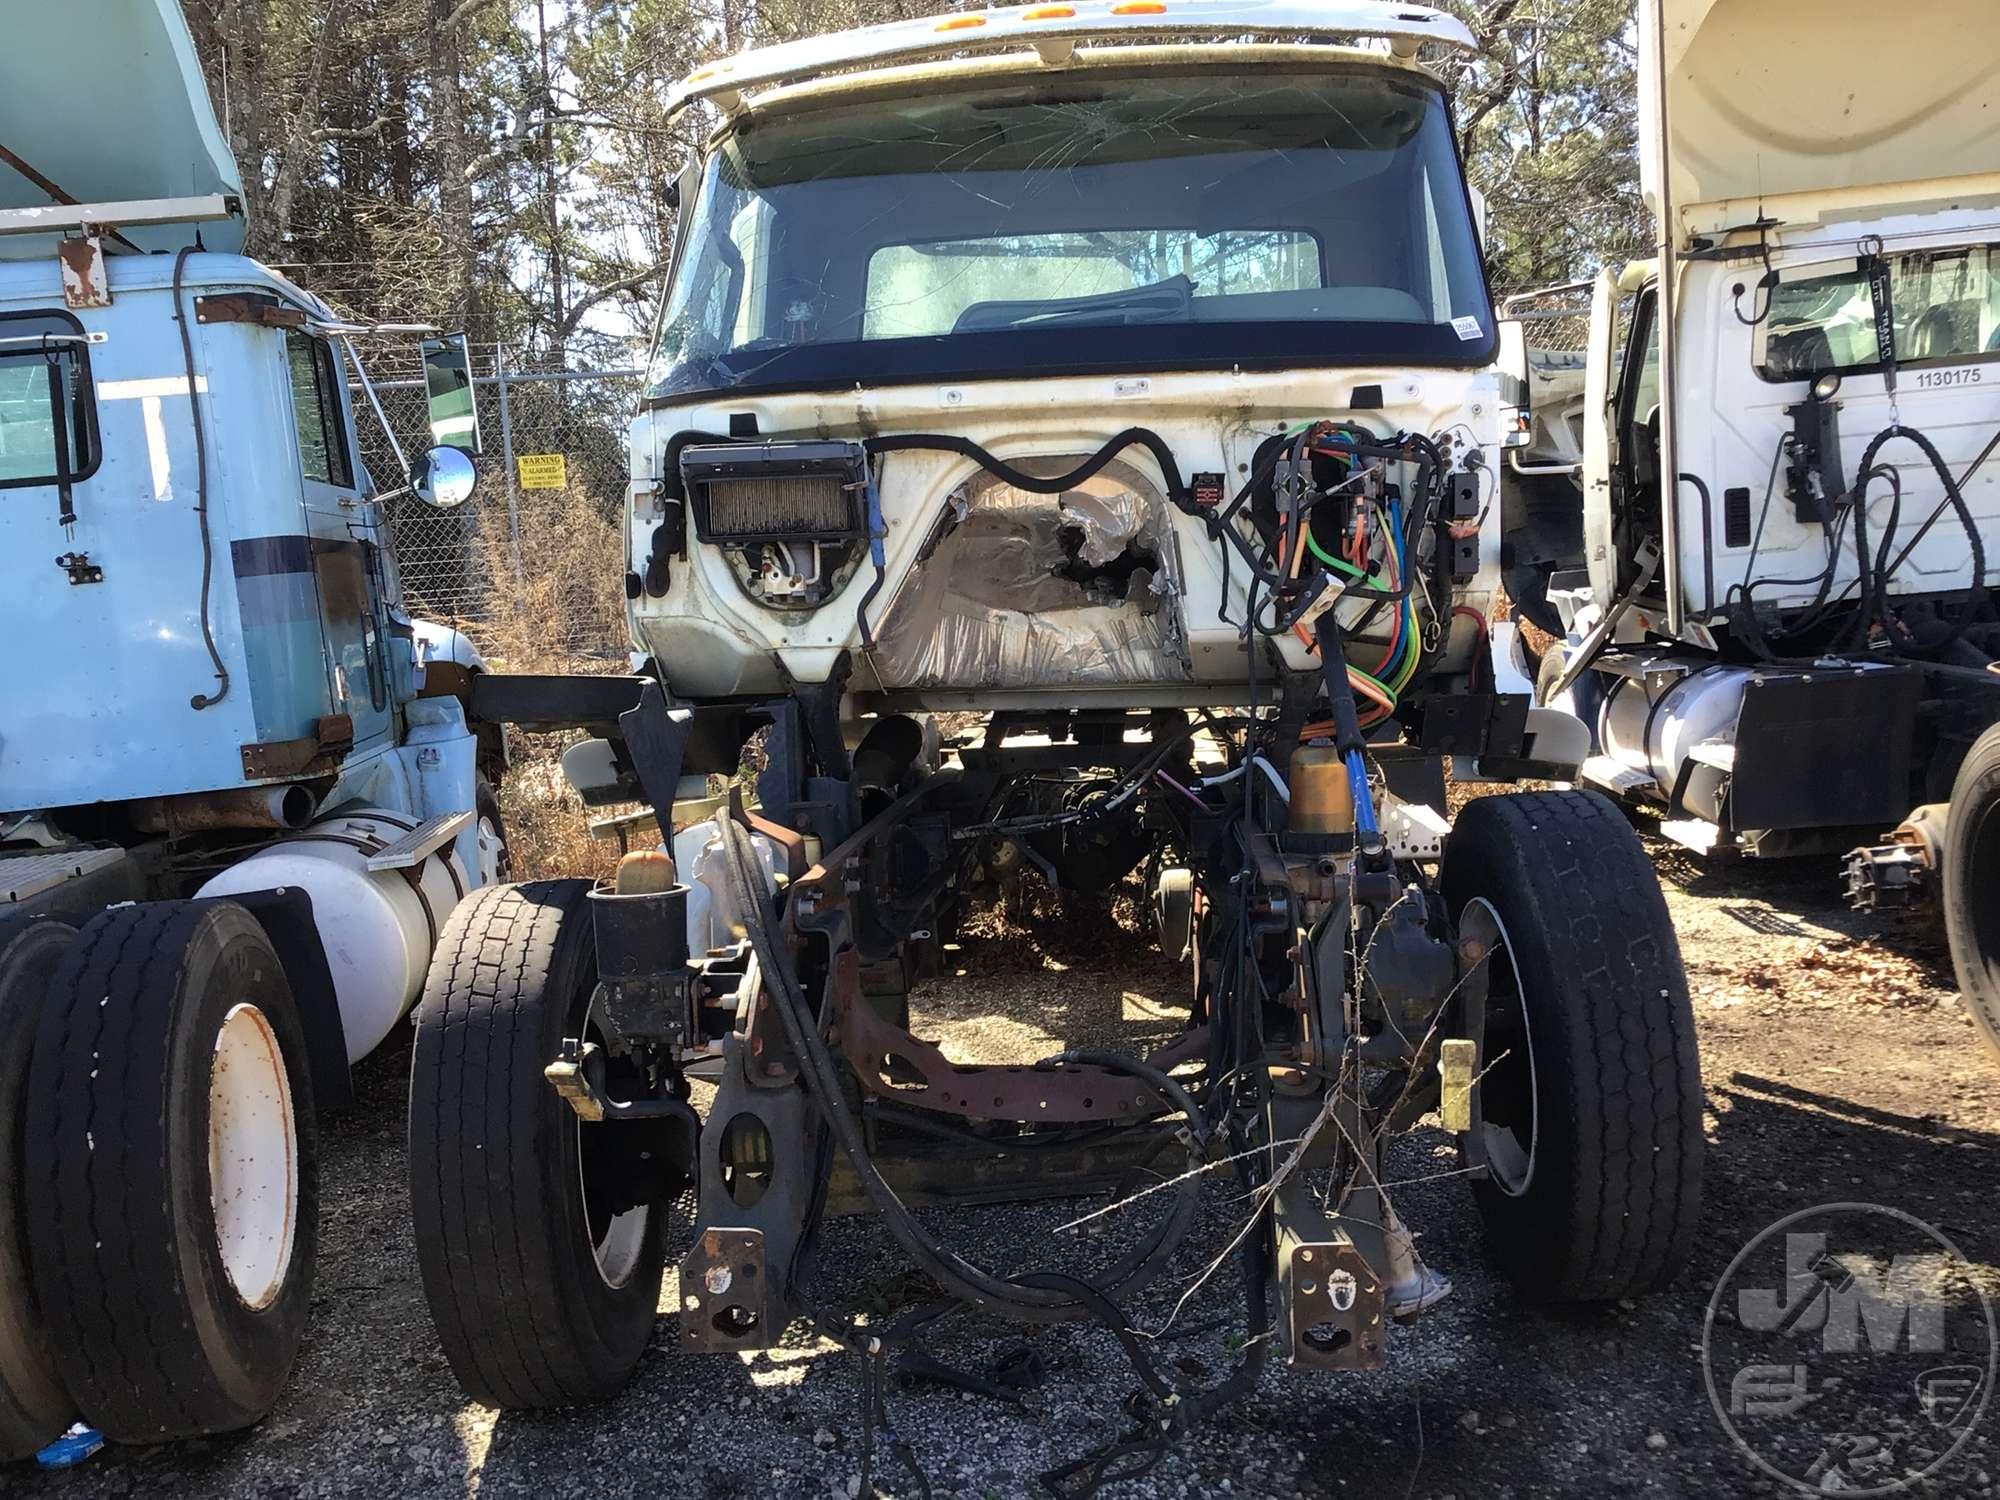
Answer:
[{"left": 952, "top": 275, "right": 1196, "bottom": 333}]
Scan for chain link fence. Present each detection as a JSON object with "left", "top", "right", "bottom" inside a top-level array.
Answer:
[
  {"left": 349, "top": 342, "right": 642, "bottom": 659},
  {"left": 1499, "top": 282, "right": 1595, "bottom": 355}
]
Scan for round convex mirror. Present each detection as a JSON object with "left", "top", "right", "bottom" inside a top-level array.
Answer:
[{"left": 411, "top": 445, "right": 476, "bottom": 509}]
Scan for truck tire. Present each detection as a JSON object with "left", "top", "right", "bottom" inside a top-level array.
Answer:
[
  {"left": 408, "top": 881, "right": 665, "bottom": 1409},
  {"left": 25, "top": 901, "right": 319, "bottom": 1441},
  {"left": 1440, "top": 790, "right": 1703, "bottom": 1301},
  {"left": 1945, "top": 723, "right": 2000, "bottom": 1058},
  {"left": 0, "top": 915, "right": 79, "bottom": 1460}
]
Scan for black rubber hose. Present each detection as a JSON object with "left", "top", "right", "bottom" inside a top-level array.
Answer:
[
  {"left": 866, "top": 428, "right": 1189, "bottom": 505},
  {"left": 1866, "top": 465, "right": 1905, "bottom": 649},
  {"left": 1311, "top": 609, "right": 1369, "bottom": 759},
  {"left": 656, "top": 426, "right": 734, "bottom": 502},
  {"left": 1008, "top": 1271, "right": 1174, "bottom": 1401},
  {"left": 1042, "top": 1050, "right": 1207, "bottom": 1147},
  {"left": 718, "top": 820, "right": 1204, "bottom": 1321},
  {"left": 173, "top": 246, "right": 229, "bottom": 710},
  {"left": 1181, "top": 1122, "right": 1272, "bottom": 1427},
  {"left": 866, "top": 429, "right": 1297, "bottom": 594},
  {"left": 1849, "top": 424, "right": 1987, "bottom": 652},
  {"left": 1880, "top": 421, "right": 2000, "bottom": 580}
]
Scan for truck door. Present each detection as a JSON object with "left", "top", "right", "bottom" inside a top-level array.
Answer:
[
  {"left": 1581, "top": 268, "right": 1662, "bottom": 608},
  {"left": 284, "top": 329, "right": 392, "bottom": 749},
  {"left": 1580, "top": 269, "right": 1621, "bottom": 607}
]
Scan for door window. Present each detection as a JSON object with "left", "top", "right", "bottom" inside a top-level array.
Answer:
[
  {"left": 287, "top": 331, "right": 354, "bottom": 488},
  {"left": 0, "top": 310, "right": 99, "bottom": 488},
  {"left": 1614, "top": 289, "right": 1662, "bottom": 475},
  {"left": 1610, "top": 288, "right": 1663, "bottom": 567},
  {"left": 1755, "top": 243, "right": 2000, "bottom": 380}
]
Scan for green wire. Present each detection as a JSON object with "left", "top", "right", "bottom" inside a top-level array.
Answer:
[
  {"left": 1349, "top": 660, "right": 1398, "bottom": 706},
  {"left": 1306, "top": 532, "right": 1366, "bottom": 577},
  {"left": 1391, "top": 599, "right": 1422, "bottom": 692}
]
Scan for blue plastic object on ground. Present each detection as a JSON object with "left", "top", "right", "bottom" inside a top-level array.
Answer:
[{"left": 36, "top": 1423, "right": 103, "bottom": 1468}]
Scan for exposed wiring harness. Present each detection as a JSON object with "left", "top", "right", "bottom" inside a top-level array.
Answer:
[{"left": 851, "top": 424, "right": 1454, "bottom": 690}]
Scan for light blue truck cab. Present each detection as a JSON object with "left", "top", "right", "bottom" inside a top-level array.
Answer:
[
  {"left": 0, "top": 249, "right": 497, "bottom": 882},
  {"left": 0, "top": 0, "right": 503, "bottom": 1464}
]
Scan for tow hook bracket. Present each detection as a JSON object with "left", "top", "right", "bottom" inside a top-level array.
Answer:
[
  {"left": 679, "top": 1227, "right": 771, "bottom": 1353},
  {"left": 544, "top": 1036, "right": 697, "bottom": 1125},
  {"left": 1278, "top": 1239, "right": 1384, "bottom": 1371},
  {"left": 544, "top": 1038, "right": 606, "bottom": 1121}
]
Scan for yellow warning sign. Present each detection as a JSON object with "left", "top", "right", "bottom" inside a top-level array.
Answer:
[{"left": 516, "top": 453, "right": 568, "bottom": 491}]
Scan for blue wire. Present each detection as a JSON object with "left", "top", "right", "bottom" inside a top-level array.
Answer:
[
  {"left": 1379, "top": 496, "right": 1414, "bottom": 685},
  {"left": 865, "top": 478, "right": 886, "bottom": 568},
  {"left": 1346, "top": 748, "right": 1378, "bottom": 836}
]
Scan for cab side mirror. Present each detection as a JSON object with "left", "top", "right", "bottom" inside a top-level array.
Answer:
[
  {"left": 411, "top": 444, "right": 476, "bottom": 509},
  {"left": 421, "top": 334, "right": 482, "bottom": 456}
]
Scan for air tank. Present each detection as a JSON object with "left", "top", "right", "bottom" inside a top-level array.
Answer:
[
  {"left": 1598, "top": 665, "right": 1752, "bottom": 822},
  {"left": 196, "top": 807, "right": 470, "bottom": 1061}
]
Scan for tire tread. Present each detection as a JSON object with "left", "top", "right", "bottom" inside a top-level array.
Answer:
[
  {"left": 1443, "top": 790, "right": 1703, "bottom": 1301},
  {"left": 409, "top": 879, "right": 654, "bottom": 1409}
]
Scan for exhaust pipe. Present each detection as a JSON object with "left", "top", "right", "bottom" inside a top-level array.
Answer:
[{"left": 132, "top": 784, "right": 320, "bottom": 834}]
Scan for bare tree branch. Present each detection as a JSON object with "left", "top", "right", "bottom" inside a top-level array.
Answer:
[{"left": 558, "top": 261, "right": 669, "bottom": 340}]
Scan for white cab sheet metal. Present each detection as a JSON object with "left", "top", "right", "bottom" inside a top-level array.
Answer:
[{"left": 1641, "top": 0, "right": 2000, "bottom": 244}]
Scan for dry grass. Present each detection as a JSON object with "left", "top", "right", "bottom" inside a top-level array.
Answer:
[
  {"left": 472, "top": 488, "right": 639, "bottom": 883},
  {"left": 473, "top": 482, "right": 630, "bottom": 674}
]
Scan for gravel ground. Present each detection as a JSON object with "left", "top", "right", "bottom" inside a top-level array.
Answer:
[{"left": 20, "top": 819, "right": 2000, "bottom": 1499}]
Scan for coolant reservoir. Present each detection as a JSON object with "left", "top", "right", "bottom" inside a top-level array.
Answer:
[
  {"left": 1290, "top": 746, "right": 1354, "bottom": 835},
  {"left": 673, "top": 817, "right": 785, "bottom": 956},
  {"left": 196, "top": 808, "right": 470, "bottom": 1061}
]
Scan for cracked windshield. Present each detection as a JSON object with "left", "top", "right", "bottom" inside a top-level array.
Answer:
[{"left": 647, "top": 69, "right": 1492, "bottom": 398}]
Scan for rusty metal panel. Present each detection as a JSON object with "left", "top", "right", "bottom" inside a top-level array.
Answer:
[
  {"left": 678, "top": 1227, "right": 773, "bottom": 1354},
  {"left": 1276, "top": 1235, "right": 1386, "bottom": 1371},
  {"left": 57, "top": 236, "right": 107, "bottom": 309},
  {"left": 194, "top": 292, "right": 306, "bottom": 329}
]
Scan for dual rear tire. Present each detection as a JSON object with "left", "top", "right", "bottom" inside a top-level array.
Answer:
[
  {"left": 0, "top": 916, "right": 79, "bottom": 1459},
  {"left": 1, "top": 901, "right": 318, "bottom": 1452}
]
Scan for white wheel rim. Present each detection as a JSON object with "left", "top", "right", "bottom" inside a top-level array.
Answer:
[
  {"left": 477, "top": 814, "right": 505, "bottom": 886},
  {"left": 208, "top": 1003, "right": 299, "bottom": 1310},
  {"left": 578, "top": 994, "right": 649, "bottom": 1289},
  {"left": 1464, "top": 897, "right": 1539, "bottom": 1198},
  {"left": 586, "top": 1174, "right": 650, "bottom": 1289}
]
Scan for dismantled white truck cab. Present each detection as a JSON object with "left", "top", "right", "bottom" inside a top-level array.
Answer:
[
  {"left": 1507, "top": 1, "right": 2000, "bottom": 1053},
  {"left": 627, "top": 42, "right": 1511, "bottom": 713},
  {"left": 417, "top": 6, "right": 1703, "bottom": 1480}
]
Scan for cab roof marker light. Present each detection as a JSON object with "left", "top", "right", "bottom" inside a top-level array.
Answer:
[
  {"left": 1026, "top": 4, "right": 1079, "bottom": 63},
  {"left": 660, "top": 2, "right": 1476, "bottom": 117}
]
